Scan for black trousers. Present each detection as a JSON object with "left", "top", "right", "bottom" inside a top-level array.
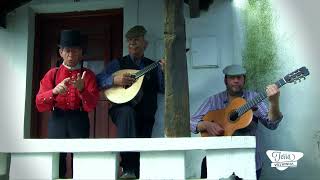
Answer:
[
  {"left": 48, "top": 108, "right": 90, "bottom": 178},
  {"left": 109, "top": 104, "right": 156, "bottom": 178},
  {"left": 201, "top": 157, "right": 262, "bottom": 179}
]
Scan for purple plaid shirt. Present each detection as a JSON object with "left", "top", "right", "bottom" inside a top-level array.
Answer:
[{"left": 190, "top": 90, "right": 283, "bottom": 170}]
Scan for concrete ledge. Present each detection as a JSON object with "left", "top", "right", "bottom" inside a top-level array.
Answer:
[
  {"left": 1, "top": 137, "right": 255, "bottom": 153},
  {"left": 7, "top": 137, "right": 256, "bottom": 180}
]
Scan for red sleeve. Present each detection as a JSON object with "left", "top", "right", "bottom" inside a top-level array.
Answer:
[
  {"left": 35, "top": 68, "right": 56, "bottom": 112},
  {"left": 78, "top": 69, "right": 99, "bottom": 112}
]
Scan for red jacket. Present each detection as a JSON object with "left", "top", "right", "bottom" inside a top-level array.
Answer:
[{"left": 36, "top": 64, "right": 99, "bottom": 112}]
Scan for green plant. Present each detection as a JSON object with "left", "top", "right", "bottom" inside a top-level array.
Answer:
[{"left": 242, "top": 0, "right": 280, "bottom": 91}]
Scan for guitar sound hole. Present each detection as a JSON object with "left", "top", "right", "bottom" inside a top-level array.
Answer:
[{"left": 229, "top": 111, "right": 239, "bottom": 122}]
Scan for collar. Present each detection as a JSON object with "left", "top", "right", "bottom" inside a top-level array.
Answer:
[
  {"left": 223, "top": 90, "right": 246, "bottom": 104},
  {"left": 62, "top": 62, "right": 81, "bottom": 70}
]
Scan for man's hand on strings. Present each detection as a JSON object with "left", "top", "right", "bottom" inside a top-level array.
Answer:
[{"left": 113, "top": 73, "right": 135, "bottom": 86}]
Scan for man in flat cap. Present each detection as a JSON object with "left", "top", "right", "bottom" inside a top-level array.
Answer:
[
  {"left": 190, "top": 64, "right": 283, "bottom": 180},
  {"left": 97, "top": 25, "right": 165, "bottom": 179},
  {"left": 36, "top": 29, "right": 99, "bottom": 178}
]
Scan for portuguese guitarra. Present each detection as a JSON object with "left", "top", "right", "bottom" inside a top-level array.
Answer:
[{"left": 104, "top": 60, "right": 160, "bottom": 104}]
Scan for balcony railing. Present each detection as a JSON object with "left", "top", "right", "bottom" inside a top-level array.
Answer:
[{"left": 0, "top": 136, "right": 256, "bottom": 180}]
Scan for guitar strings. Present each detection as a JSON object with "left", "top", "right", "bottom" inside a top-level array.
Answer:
[{"left": 134, "top": 60, "right": 160, "bottom": 78}]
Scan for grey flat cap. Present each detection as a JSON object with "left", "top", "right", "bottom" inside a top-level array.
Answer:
[
  {"left": 223, "top": 64, "right": 246, "bottom": 76},
  {"left": 125, "top": 25, "right": 147, "bottom": 39}
]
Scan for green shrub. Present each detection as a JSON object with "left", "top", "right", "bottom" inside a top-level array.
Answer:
[{"left": 242, "top": 0, "right": 279, "bottom": 91}]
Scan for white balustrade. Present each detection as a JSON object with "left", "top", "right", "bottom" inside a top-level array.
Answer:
[{"left": 0, "top": 137, "right": 256, "bottom": 180}]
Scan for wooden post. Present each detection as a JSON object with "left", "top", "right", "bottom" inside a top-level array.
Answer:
[{"left": 164, "top": 0, "right": 190, "bottom": 137}]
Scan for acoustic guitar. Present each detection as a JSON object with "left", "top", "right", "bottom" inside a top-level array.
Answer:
[
  {"left": 104, "top": 60, "right": 160, "bottom": 104},
  {"left": 201, "top": 66, "right": 310, "bottom": 136}
]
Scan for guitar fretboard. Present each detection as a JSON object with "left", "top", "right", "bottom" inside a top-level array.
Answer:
[
  {"left": 236, "top": 78, "right": 287, "bottom": 117},
  {"left": 134, "top": 60, "right": 160, "bottom": 79}
]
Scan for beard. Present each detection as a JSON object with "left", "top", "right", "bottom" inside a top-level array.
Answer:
[{"left": 227, "top": 85, "right": 244, "bottom": 97}]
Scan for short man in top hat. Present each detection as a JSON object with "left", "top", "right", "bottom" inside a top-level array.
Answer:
[
  {"left": 97, "top": 25, "right": 165, "bottom": 179},
  {"left": 190, "top": 64, "right": 283, "bottom": 179},
  {"left": 36, "top": 29, "right": 99, "bottom": 178}
]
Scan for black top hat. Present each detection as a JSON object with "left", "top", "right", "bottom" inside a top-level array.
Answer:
[{"left": 58, "top": 29, "right": 81, "bottom": 48}]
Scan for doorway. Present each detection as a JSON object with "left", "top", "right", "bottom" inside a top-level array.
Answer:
[{"left": 31, "top": 9, "right": 123, "bottom": 139}]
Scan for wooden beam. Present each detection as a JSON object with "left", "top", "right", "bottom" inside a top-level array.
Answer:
[
  {"left": 164, "top": 0, "right": 190, "bottom": 137},
  {"left": 189, "top": 0, "right": 200, "bottom": 18}
]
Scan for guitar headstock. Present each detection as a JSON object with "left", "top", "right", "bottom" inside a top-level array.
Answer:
[{"left": 284, "top": 66, "right": 310, "bottom": 84}]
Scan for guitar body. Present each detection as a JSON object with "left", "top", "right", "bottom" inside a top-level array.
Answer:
[
  {"left": 200, "top": 66, "right": 310, "bottom": 136},
  {"left": 104, "top": 69, "right": 144, "bottom": 104},
  {"left": 201, "top": 97, "right": 253, "bottom": 136}
]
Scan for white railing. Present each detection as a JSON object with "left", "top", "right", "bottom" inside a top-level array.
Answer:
[{"left": 1, "top": 136, "right": 256, "bottom": 180}]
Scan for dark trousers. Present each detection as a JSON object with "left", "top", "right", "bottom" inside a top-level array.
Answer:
[
  {"left": 48, "top": 108, "right": 90, "bottom": 178},
  {"left": 109, "top": 104, "right": 155, "bottom": 178},
  {"left": 201, "top": 157, "right": 262, "bottom": 179}
]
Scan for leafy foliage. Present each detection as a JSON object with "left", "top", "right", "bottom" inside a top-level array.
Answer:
[{"left": 242, "top": 0, "right": 280, "bottom": 91}]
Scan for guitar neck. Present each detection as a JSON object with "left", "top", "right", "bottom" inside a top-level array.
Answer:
[
  {"left": 134, "top": 60, "right": 160, "bottom": 79},
  {"left": 237, "top": 78, "right": 287, "bottom": 116}
]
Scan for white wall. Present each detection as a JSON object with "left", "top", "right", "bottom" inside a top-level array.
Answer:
[
  {"left": 0, "top": 4, "right": 31, "bottom": 143},
  {"left": 259, "top": 0, "right": 320, "bottom": 179},
  {"left": 0, "top": 5, "right": 32, "bottom": 177},
  {"left": 186, "top": 0, "right": 240, "bottom": 118}
]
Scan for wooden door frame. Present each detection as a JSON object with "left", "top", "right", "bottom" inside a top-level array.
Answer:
[{"left": 31, "top": 9, "right": 123, "bottom": 138}]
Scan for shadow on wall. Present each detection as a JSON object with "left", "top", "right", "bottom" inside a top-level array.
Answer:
[
  {"left": 0, "top": 153, "right": 9, "bottom": 180},
  {"left": 152, "top": 93, "right": 165, "bottom": 138}
]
